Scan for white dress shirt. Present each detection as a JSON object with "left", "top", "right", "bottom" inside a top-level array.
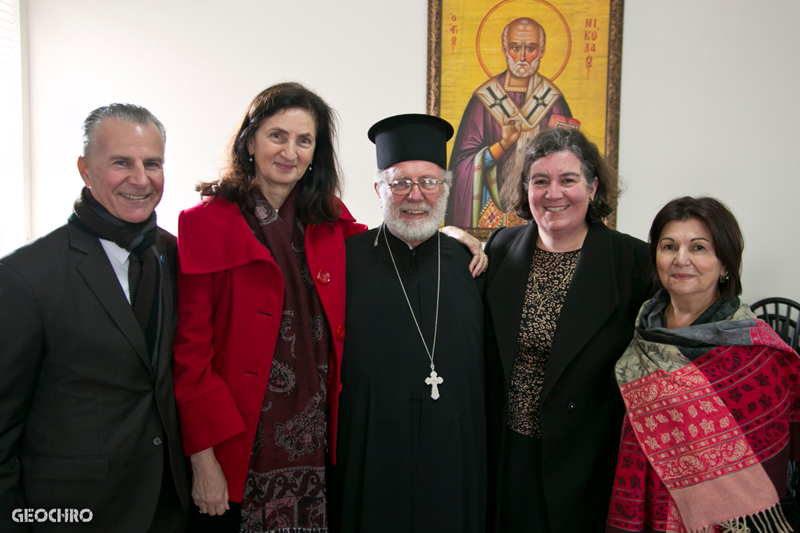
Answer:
[{"left": 100, "top": 239, "right": 132, "bottom": 304}]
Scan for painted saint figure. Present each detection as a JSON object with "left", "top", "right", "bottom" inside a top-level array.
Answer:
[{"left": 446, "top": 17, "right": 579, "bottom": 229}]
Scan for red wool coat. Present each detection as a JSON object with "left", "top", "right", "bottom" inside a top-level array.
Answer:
[{"left": 172, "top": 196, "right": 365, "bottom": 503}]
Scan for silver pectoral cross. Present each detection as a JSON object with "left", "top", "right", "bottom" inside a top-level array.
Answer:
[{"left": 425, "top": 370, "right": 444, "bottom": 400}]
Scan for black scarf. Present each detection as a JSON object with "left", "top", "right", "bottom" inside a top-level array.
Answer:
[{"left": 68, "top": 187, "right": 160, "bottom": 360}]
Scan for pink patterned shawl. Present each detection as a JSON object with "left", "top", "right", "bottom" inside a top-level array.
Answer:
[{"left": 607, "top": 292, "right": 800, "bottom": 533}]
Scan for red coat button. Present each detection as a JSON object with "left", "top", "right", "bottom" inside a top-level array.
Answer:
[
  {"left": 336, "top": 325, "right": 345, "bottom": 340},
  {"left": 316, "top": 270, "right": 331, "bottom": 285}
]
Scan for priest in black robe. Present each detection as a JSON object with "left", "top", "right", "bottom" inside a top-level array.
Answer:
[{"left": 328, "top": 114, "right": 487, "bottom": 533}]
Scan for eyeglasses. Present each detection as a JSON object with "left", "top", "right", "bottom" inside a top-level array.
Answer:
[{"left": 387, "top": 179, "right": 445, "bottom": 196}]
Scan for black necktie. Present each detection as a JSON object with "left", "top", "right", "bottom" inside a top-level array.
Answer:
[
  {"left": 128, "top": 252, "right": 142, "bottom": 306},
  {"left": 127, "top": 249, "right": 158, "bottom": 369}
]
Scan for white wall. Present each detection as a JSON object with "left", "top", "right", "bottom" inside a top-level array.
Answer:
[
  {"left": 24, "top": 0, "right": 799, "bottom": 304},
  {"left": 616, "top": 1, "right": 800, "bottom": 303},
  {"left": 25, "top": 0, "right": 428, "bottom": 237}
]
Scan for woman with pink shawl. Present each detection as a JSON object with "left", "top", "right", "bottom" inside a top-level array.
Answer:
[{"left": 607, "top": 197, "right": 800, "bottom": 533}]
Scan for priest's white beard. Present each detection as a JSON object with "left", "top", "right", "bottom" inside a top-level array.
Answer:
[
  {"left": 507, "top": 54, "right": 540, "bottom": 78},
  {"left": 381, "top": 185, "right": 450, "bottom": 245}
]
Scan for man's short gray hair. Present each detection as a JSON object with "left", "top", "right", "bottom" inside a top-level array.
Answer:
[
  {"left": 82, "top": 103, "right": 166, "bottom": 157},
  {"left": 373, "top": 166, "right": 453, "bottom": 193}
]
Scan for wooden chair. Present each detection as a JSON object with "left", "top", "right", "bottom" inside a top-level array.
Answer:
[{"left": 750, "top": 297, "right": 800, "bottom": 352}]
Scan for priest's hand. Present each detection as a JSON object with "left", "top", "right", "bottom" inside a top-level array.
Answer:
[
  {"left": 190, "top": 447, "right": 230, "bottom": 516},
  {"left": 441, "top": 226, "right": 487, "bottom": 277}
]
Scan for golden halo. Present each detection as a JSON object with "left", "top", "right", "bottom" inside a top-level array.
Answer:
[{"left": 476, "top": 0, "right": 572, "bottom": 81}]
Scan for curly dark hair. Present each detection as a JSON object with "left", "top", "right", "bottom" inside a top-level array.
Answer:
[
  {"left": 648, "top": 196, "right": 744, "bottom": 301},
  {"left": 500, "top": 127, "right": 617, "bottom": 224},
  {"left": 197, "top": 82, "right": 342, "bottom": 225}
]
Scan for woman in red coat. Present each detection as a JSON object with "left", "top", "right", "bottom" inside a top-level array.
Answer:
[
  {"left": 174, "top": 83, "right": 485, "bottom": 532},
  {"left": 173, "top": 83, "right": 367, "bottom": 532}
]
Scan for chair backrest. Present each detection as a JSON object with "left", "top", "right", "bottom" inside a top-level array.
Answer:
[{"left": 750, "top": 297, "right": 800, "bottom": 352}]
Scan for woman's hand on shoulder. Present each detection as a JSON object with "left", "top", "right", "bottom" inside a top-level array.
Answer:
[
  {"left": 441, "top": 226, "right": 487, "bottom": 277},
  {"left": 190, "top": 447, "right": 230, "bottom": 516}
]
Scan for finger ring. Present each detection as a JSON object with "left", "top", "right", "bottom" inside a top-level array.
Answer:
[{"left": 200, "top": 508, "right": 208, "bottom": 514}]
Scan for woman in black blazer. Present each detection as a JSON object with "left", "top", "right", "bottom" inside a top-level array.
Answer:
[{"left": 484, "top": 128, "right": 653, "bottom": 532}]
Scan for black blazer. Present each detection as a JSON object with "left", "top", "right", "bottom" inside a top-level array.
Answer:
[
  {"left": 0, "top": 223, "right": 189, "bottom": 532},
  {"left": 484, "top": 222, "right": 652, "bottom": 533}
]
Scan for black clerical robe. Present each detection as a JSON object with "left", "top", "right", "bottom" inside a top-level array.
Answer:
[{"left": 328, "top": 227, "right": 487, "bottom": 533}]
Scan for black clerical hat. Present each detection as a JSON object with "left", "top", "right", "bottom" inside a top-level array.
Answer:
[{"left": 368, "top": 114, "right": 454, "bottom": 170}]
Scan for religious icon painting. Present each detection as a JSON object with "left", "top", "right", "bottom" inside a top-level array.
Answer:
[{"left": 427, "top": 0, "right": 624, "bottom": 239}]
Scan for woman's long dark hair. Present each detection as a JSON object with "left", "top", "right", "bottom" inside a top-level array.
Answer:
[{"left": 198, "top": 82, "right": 342, "bottom": 225}]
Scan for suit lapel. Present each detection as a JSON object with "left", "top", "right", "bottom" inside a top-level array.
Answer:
[
  {"left": 541, "top": 223, "right": 618, "bottom": 401},
  {"left": 487, "top": 224, "right": 539, "bottom": 386},
  {"left": 69, "top": 224, "right": 152, "bottom": 372},
  {"left": 156, "top": 244, "right": 174, "bottom": 379}
]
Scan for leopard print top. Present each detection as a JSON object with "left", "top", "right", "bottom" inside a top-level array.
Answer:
[{"left": 507, "top": 247, "right": 581, "bottom": 438}]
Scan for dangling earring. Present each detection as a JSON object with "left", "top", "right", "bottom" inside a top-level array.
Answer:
[
  {"left": 719, "top": 272, "right": 730, "bottom": 283},
  {"left": 249, "top": 154, "right": 253, "bottom": 163}
]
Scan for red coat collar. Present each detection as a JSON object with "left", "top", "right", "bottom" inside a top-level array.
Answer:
[{"left": 177, "top": 195, "right": 358, "bottom": 274}]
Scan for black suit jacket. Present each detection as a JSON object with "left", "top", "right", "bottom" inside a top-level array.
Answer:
[
  {"left": 0, "top": 222, "right": 189, "bottom": 532},
  {"left": 484, "top": 222, "right": 653, "bottom": 533}
]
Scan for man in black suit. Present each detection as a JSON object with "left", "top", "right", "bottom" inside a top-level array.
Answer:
[{"left": 0, "top": 104, "right": 189, "bottom": 532}]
